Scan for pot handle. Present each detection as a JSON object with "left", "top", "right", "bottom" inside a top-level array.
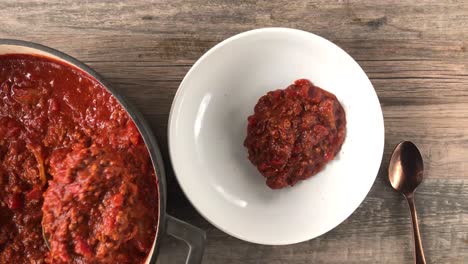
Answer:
[{"left": 166, "top": 214, "right": 206, "bottom": 264}]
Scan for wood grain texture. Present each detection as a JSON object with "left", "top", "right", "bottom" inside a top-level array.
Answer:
[{"left": 1, "top": 0, "right": 467, "bottom": 263}]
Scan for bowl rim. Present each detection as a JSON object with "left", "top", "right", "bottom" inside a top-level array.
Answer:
[{"left": 168, "top": 27, "right": 385, "bottom": 245}]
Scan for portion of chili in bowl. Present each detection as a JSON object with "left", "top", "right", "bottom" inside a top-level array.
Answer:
[
  {"left": 244, "top": 79, "right": 347, "bottom": 189},
  {"left": 0, "top": 53, "right": 158, "bottom": 263}
]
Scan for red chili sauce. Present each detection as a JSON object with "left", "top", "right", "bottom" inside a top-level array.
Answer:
[
  {"left": 0, "top": 54, "right": 158, "bottom": 263},
  {"left": 244, "top": 79, "right": 346, "bottom": 189}
]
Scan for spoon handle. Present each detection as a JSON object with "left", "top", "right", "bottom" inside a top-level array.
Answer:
[{"left": 406, "top": 194, "right": 426, "bottom": 264}]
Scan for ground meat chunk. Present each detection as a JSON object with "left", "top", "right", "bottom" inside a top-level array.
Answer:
[
  {"left": 42, "top": 145, "right": 156, "bottom": 264},
  {"left": 244, "top": 79, "right": 346, "bottom": 189}
]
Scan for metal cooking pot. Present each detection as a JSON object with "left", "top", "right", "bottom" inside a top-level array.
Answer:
[{"left": 0, "top": 39, "right": 206, "bottom": 264}]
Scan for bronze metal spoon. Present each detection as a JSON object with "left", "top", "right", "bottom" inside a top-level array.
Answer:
[{"left": 388, "top": 141, "right": 426, "bottom": 264}]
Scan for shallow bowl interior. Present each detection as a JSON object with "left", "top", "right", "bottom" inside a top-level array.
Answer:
[{"left": 169, "top": 28, "right": 384, "bottom": 245}]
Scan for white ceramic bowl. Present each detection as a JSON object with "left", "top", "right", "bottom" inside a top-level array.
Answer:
[{"left": 169, "top": 28, "right": 384, "bottom": 245}]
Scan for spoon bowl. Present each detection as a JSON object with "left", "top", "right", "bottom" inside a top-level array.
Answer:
[
  {"left": 388, "top": 141, "right": 424, "bottom": 195},
  {"left": 388, "top": 141, "right": 427, "bottom": 264}
]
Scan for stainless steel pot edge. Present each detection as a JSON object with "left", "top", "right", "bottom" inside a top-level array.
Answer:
[{"left": 0, "top": 39, "right": 206, "bottom": 264}]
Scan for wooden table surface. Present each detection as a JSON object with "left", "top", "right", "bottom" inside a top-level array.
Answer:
[{"left": 2, "top": 1, "right": 467, "bottom": 263}]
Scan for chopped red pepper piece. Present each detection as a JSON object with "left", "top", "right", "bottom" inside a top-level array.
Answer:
[
  {"left": 7, "top": 193, "right": 23, "bottom": 210},
  {"left": 26, "top": 186, "right": 42, "bottom": 200}
]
